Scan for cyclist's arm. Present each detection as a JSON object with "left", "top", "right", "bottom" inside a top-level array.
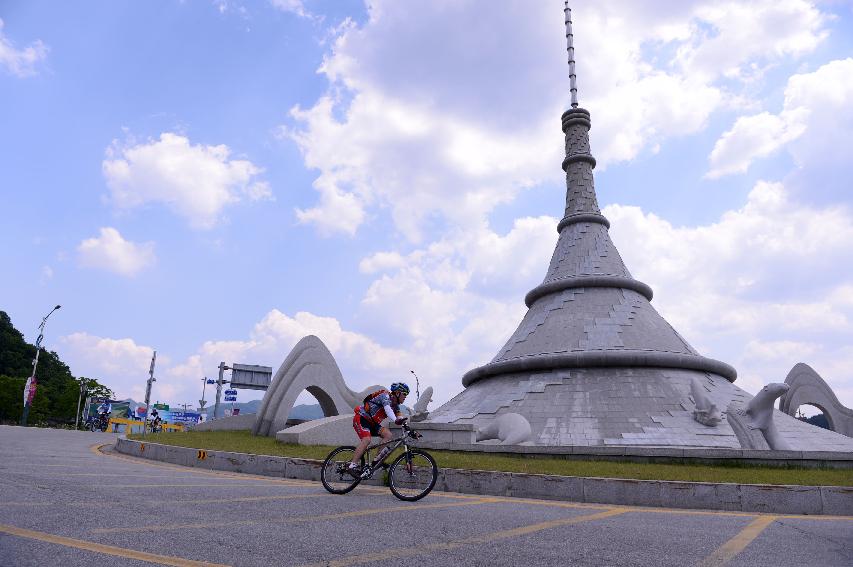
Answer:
[
  {"left": 383, "top": 404, "right": 406, "bottom": 425},
  {"left": 382, "top": 404, "right": 396, "bottom": 421}
]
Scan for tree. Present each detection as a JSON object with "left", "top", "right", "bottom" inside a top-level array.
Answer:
[
  {"left": 0, "top": 310, "right": 114, "bottom": 425},
  {"left": 0, "top": 375, "right": 26, "bottom": 423}
]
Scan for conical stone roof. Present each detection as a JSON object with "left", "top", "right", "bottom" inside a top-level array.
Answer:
[
  {"left": 425, "top": 107, "right": 749, "bottom": 448},
  {"left": 424, "top": 10, "right": 853, "bottom": 452},
  {"left": 462, "top": 108, "right": 736, "bottom": 389}
]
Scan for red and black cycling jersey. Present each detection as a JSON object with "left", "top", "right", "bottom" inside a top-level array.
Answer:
[{"left": 357, "top": 389, "right": 399, "bottom": 425}]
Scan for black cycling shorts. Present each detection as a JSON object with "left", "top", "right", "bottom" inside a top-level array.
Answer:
[{"left": 354, "top": 414, "right": 382, "bottom": 438}]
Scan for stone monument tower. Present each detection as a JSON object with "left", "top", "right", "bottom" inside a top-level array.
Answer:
[{"left": 424, "top": 5, "right": 853, "bottom": 452}]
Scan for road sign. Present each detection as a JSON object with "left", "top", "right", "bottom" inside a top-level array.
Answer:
[
  {"left": 206, "top": 379, "right": 215, "bottom": 384},
  {"left": 154, "top": 403, "right": 169, "bottom": 411},
  {"left": 229, "top": 363, "right": 272, "bottom": 390},
  {"left": 225, "top": 389, "right": 237, "bottom": 395},
  {"left": 198, "top": 400, "right": 207, "bottom": 408},
  {"left": 224, "top": 396, "right": 237, "bottom": 402}
]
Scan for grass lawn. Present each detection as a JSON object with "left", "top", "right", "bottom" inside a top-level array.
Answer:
[{"left": 127, "top": 429, "right": 853, "bottom": 487}]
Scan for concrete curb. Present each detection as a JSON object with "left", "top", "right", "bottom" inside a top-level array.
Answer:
[{"left": 114, "top": 438, "right": 853, "bottom": 516}]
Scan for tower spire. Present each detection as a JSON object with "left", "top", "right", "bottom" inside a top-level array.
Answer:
[
  {"left": 564, "top": 2, "right": 578, "bottom": 108},
  {"left": 455, "top": 5, "right": 736, "bottom": 389}
]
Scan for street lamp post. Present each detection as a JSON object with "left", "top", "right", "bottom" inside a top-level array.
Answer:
[
  {"left": 213, "top": 362, "right": 230, "bottom": 420},
  {"left": 74, "top": 378, "right": 88, "bottom": 430},
  {"left": 21, "top": 304, "right": 61, "bottom": 427},
  {"left": 199, "top": 376, "right": 210, "bottom": 412},
  {"left": 141, "top": 351, "right": 156, "bottom": 438}
]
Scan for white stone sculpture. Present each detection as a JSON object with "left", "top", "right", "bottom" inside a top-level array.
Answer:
[
  {"left": 409, "top": 386, "right": 433, "bottom": 422},
  {"left": 476, "top": 413, "right": 533, "bottom": 445},
  {"left": 253, "top": 335, "right": 382, "bottom": 437},
  {"left": 779, "top": 363, "right": 853, "bottom": 437},
  {"left": 690, "top": 377, "right": 722, "bottom": 426},
  {"left": 734, "top": 383, "right": 791, "bottom": 450}
]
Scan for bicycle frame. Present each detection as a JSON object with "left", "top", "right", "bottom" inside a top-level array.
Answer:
[{"left": 364, "top": 426, "right": 416, "bottom": 468}]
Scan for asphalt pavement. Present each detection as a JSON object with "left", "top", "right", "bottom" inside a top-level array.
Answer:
[{"left": 1, "top": 425, "right": 851, "bottom": 567}]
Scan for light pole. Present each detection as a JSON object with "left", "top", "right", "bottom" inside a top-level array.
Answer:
[
  {"left": 74, "top": 377, "right": 88, "bottom": 430},
  {"left": 21, "top": 304, "right": 61, "bottom": 427},
  {"left": 141, "top": 351, "right": 156, "bottom": 438},
  {"left": 213, "top": 362, "right": 230, "bottom": 420},
  {"left": 199, "top": 376, "right": 210, "bottom": 412}
]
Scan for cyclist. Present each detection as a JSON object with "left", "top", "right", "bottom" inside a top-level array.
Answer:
[
  {"left": 349, "top": 382, "right": 410, "bottom": 476},
  {"left": 150, "top": 408, "right": 162, "bottom": 431},
  {"left": 96, "top": 401, "right": 111, "bottom": 424}
]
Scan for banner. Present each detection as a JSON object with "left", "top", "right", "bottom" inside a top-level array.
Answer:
[{"left": 158, "top": 410, "right": 202, "bottom": 425}]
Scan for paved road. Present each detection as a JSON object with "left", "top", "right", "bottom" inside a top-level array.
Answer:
[{"left": 1, "top": 426, "right": 851, "bottom": 567}]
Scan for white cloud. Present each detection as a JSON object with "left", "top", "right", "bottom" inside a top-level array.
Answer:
[
  {"left": 102, "top": 132, "right": 272, "bottom": 230},
  {"left": 0, "top": 18, "right": 48, "bottom": 77},
  {"left": 674, "top": 0, "right": 827, "bottom": 81},
  {"left": 59, "top": 333, "right": 165, "bottom": 401},
  {"left": 359, "top": 251, "right": 406, "bottom": 274},
  {"left": 76, "top": 227, "right": 156, "bottom": 277},
  {"left": 59, "top": 179, "right": 853, "bottom": 408},
  {"left": 708, "top": 58, "right": 853, "bottom": 178},
  {"left": 707, "top": 111, "right": 808, "bottom": 178},
  {"left": 285, "top": 1, "right": 830, "bottom": 240},
  {"left": 269, "top": 0, "right": 315, "bottom": 20},
  {"left": 39, "top": 265, "right": 53, "bottom": 284},
  {"left": 606, "top": 181, "right": 853, "bottom": 401},
  {"left": 163, "top": 310, "right": 415, "bottom": 403}
]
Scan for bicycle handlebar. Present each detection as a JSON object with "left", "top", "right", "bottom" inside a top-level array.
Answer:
[{"left": 401, "top": 423, "right": 422, "bottom": 439}]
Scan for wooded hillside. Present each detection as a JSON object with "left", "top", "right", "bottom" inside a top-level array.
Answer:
[{"left": 0, "top": 311, "right": 112, "bottom": 425}]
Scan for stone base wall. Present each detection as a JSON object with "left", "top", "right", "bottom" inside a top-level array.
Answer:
[{"left": 113, "top": 438, "right": 853, "bottom": 515}]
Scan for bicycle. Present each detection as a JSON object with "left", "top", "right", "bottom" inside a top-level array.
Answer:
[{"left": 320, "top": 422, "right": 438, "bottom": 501}]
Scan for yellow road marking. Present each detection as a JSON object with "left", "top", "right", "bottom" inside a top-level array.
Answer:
[
  {"left": 699, "top": 515, "right": 777, "bottom": 567},
  {"left": 0, "top": 523, "right": 230, "bottom": 567},
  {"left": 5, "top": 494, "right": 333, "bottom": 508},
  {"left": 1, "top": 463, "right": 96, "bottom": 468},
  {"left": 92, "top": 498, "right": 499, "bottom": 534},
  {"left": 289, "top": 497, "right": 503, "bottom": 523},
  {"left": 299, "top": 507, "right": 629, "bottom": 567},
  {"left": 12, "top": 472, "right": 214, "bottom": 478},
  {"left": 101, "top": 483, "right": 290, "bottom": 488}
]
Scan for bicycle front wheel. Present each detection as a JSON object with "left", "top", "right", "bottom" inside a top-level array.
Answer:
[
  {"left": 321, "top": 446, "right": 364, "bottom": 495},
  {"left": 388, "top": 449, "right": 438, "bottom": 501}
]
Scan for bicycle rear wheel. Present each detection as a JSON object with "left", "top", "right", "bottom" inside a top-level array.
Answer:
[
  {"left": 321, "top": 446, "right": 364, "bottom": 494},
  {"left": 388, "top": 449, "right": 438, "bottom": 501}
]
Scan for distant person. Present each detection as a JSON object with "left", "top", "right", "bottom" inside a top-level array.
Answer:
[
  {"left": 150, "top": 408, "right": 162, "bottom": 431},
  {"left": 349, "top": 382, "right": 409, "bottom": 476}
]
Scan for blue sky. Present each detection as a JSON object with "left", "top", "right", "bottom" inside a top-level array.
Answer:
[{"left": 2, "top": 0, "right": 852, "bottom": 415}]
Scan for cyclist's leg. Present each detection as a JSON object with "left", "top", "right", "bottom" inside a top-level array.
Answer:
[
  {"left": 372, "top": 426, "right": 394, "bottom": 464},
  {"left": 351, "top": 414, "right": 373, "bottom": 467}
]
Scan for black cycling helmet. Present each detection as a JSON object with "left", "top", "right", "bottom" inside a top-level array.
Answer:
[{"left": 390, "top": 382, "right": 410, "bottom": 395}]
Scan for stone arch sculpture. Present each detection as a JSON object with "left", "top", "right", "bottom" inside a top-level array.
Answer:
[
  {"left": 252, "top": 335, "right": 382, "bottom": 437},
  {"left": 778, "top": 363, "right": 853, "bottom": 437}
]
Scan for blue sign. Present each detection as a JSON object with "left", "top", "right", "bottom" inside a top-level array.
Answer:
[
  {"left": 206, "top": 379, "right": 216, "bottom": 384},
  {"left": 224, "top": 396, "right": 237, "bottom": 402},
  {"left": 167, "top": 411, "right": 202, "bottom": 424},
  {"left": 225, "top": 389, "right": 237, "bottom": 395}
]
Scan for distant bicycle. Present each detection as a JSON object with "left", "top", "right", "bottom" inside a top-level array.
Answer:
[
  {"left": 321, "top": 423, "right": 438, "bottom": 501},
  {"left": 88, "top": 413, "right": 110, "bottom": 432}
]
